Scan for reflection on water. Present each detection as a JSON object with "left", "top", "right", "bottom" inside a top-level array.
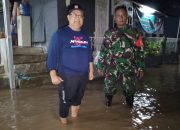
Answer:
[
  {"left": 9, "top": 90, "right": 17, "bottom": 130},
  {"left": 0, "top": 64, "right": 180, "bottom": 130},
  {"left": 131, "top": 64, "right": 180, "bottom": 130},
  {"left": 132, "top": 91, "right": 160, "bottom": 128},
  {"left": 0, "top": 90, "right": 18, "bottom": 130}
]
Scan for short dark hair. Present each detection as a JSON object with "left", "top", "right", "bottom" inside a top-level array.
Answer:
[{"left": 114, "top": 5, "right": 127, "bottom": 14}]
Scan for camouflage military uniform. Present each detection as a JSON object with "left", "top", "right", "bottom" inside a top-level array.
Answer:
[{"left": 97, "top": 25, "right": 145, "bottom": 98}]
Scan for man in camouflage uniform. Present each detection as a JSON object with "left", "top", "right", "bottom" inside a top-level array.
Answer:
[{"left": 97, "top": 5, "right": 145, "bottom": 107}]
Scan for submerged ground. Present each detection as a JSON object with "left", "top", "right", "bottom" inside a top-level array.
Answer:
[{"left": 0, "top": 64, "right": 180, "bottom": 130}]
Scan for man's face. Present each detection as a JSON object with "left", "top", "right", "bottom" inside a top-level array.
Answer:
[
  {"left": 114, "top": 9, "right": 128, "bottom": 28},
  {"left": 67, "top": 10, "right": 84, "bottom": 30}
]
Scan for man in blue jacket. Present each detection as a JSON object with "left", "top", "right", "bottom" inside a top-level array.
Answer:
[{"left": 47, "top": 3, "right": 94, "bottom": 125}]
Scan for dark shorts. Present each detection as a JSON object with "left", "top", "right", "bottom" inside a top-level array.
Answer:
[{"left": 58, "top": 73, "right": 88, "bottom": 117}]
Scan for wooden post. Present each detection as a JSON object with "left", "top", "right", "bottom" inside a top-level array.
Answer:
[{"left": 2, "top": 0, "right": 15, "bottom": 89}]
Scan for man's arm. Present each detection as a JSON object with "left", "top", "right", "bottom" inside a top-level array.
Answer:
[
  {"left": 47, "top": 31, "right": 63, "bottom": 85},
  {"left": 134, "top": 34, "right": 145, "bottom": 79},
  {"left": 89, "top": 62, "right": 94, "bottom": 80},
  {"left": 97, "top": 31, "right": 110, "bottom": 76},
  {"left": 50, "top": 70, "right": 63, "bottom": 85}
]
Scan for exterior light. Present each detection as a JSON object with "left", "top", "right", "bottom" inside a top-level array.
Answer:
[{"left": 139, "top": 5, "right": 156, "bottom": 15}]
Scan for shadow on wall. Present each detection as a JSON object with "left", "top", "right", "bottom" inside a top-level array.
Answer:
[
  {"left": 57, "top": 0, "right": 67, "bottom": 27},
  {"left": 0, "top": 12, "right": 4, "bottom": 32}
]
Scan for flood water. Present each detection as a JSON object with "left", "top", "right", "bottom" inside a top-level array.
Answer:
[{"left": 0, "top": 64, "right": 180, "bottom": 130}]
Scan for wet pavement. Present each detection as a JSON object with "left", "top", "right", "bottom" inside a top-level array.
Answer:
[{"left": 0, "top": 64, "right": 180, "bottom": 130}]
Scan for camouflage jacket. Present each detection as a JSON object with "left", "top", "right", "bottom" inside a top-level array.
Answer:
[{"left": 97, "top": 25, "right": 145, "bottom": 74}]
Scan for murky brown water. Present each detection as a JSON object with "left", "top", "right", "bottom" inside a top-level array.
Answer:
[{"left": 0, "top": 64, "right": 180, "bottom": 130}]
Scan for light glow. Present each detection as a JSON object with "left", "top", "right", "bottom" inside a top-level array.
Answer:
[{"left": 139, "top": 5, "right": 156, "bottom": 15}]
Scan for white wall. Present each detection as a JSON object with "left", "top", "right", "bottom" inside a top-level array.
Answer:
[{"left": 95, "top": 0, "right": 109, "bottom": 49}]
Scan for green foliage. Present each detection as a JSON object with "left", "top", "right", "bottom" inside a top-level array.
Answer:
[{"left": 144, "top": 37, "right": 165, "bottom": 57}]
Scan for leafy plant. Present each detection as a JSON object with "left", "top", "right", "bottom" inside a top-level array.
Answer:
[{"left": 144, "top": 37, "right": 165, "bottom": 57}]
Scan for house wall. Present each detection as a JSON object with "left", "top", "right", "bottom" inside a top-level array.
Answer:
[
  {"left": 95, "top": 0, "right": 109, "bottom": 46},
  {"left": 164, "top": 17, "right": 179, "bottom": 38}
]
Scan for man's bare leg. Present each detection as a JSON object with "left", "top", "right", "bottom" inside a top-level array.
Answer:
[
  {"left": 59, "top": 117, "right": 67, "bottom": 125},
  {"left": 71, "top": 105, "right": 80, "bottom": 117}
]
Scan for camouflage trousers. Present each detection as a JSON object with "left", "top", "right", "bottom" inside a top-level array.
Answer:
[{"left": 104, "top": 67, "right": 136, "bottom": 97}]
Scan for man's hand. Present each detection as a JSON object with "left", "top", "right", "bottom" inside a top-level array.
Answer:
[
  {"left": 89, "top": 71, "right": 94, "bottom": 80},
  {"left": 97, "top": 69, "right": 103, "bottom": 76},
  {"left": 89, "top": 62, "right": 94, "bottom": 80},
  {"left": 50, "top": 70, "right": 64, "bottom": 85},
  {"left": 137, "top": 70, "right": 144, "bottom": 79},
  {"left": 51, "top": 75, "right": 64, "bottom": 85}
]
